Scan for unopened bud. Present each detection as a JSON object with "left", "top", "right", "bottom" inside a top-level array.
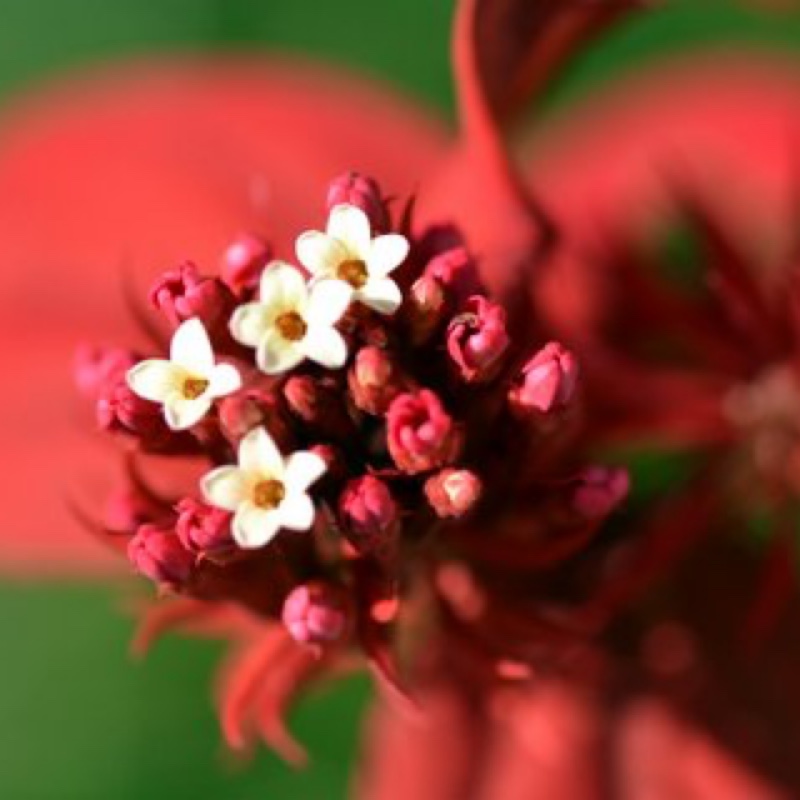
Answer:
[
  {"left": 386, "top": 390, "right": 462, "bottom": 474},
  {"left": 425, "top": 469, "right": 482, "bottom": 518},
  {"left": 282, "top": 582, "right": 351, "bottom": 646},
  {"left": 510, "top": 342, "right": 579, "bottom": 415},
  {"left": 405, "top": 274, "right": 447, "bottom": 344},
  {"left": 128, "top": 524, "right": 194, "bottom": 588},
  {"left": 220, "top": 233, "right": 271, "bottom": 296},
  {"left": 74, "top": 345, "right": 137, "bottom": 399},
  {"left": 175, "top": 498, "right": 234, "bottom": 558},
  {"left": 339, "top": 475, "right": 400, "bottom": 559},
  {"left": 348, "top": 347, "right": 403, "bottom": 415},
  {"left": 326, "top": 172, "right": 388, "bottom": 231},
  {"left": 447, "top": 296, "right": 509, "bottom": 383}
]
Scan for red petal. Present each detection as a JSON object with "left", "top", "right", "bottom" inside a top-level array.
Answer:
[{"left": 0, "top": 58, "right": 446, "bottom": 574}]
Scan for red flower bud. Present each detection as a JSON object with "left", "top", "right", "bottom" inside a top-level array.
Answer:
[
  {"left": 219, "top": 233, "right": 271, "bottom": 297},
  {"left": 175, "top": 498, "right": 234, "bottom": 557},
  {"left": 348, "top": 347, "right": 404, "bottom": 416},
  {"left": 339, "top": 475, "right": 400, "bottom": 558},
  {"left": 281, "top": 582, "right": 351, "bottom": 646},
  {"left": 572, "top": 467, "right": 630, "bottom": 519},
  {"left": 424, "top": 469, "right": 482, "bottom": 519},
  {"left": 386, "top": 389, "right": 462, "bottom": 474},
  {"left": 149, "top": 261, "right": 234, "bottom": 334},
  {"left": 218, "top": 386, "right": 290, "bottom": 448},
  {"left": 326, "top": 171, "right": 388, "bottom": 232},
  {"left": 283, "top": 375, "right": 352, "bottom": 438},
  {"left": 447, "top": 296, "right": 510, "bottom": 383},
  {"left": 510, "top": 342, "right": 579, "bottom": 415},
  {"left": 96, "top": 380, "right": 170, "bottom": 443},
  {"left": 74, "top": 344, "right": 137, "bottom": 399},
  {"left": 425, "top": 246, "right": 481, "bottom": 302},
  {"left": 405, "top": 274, "right": 447, "bottom": 344},
  {"left": 128, "top": 524, "right": 195, "bottom": 588}
]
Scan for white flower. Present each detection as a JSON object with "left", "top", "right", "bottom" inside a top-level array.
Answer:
[
  {"left": 200, "top": 426, "right": 326, "bottom": 548},
  {"left": 296, "top": 203, "right": 409, "bottom": 315},
  {"left": 126, "top": 318, "right": 241, "bottom": 430},
  {"left": 229, "top": 261, "right": 351, "bottom": 375}
]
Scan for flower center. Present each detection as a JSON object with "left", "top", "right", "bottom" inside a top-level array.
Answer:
[
  {"left": 182, "top": 377, "right": 210, "bottom": 400},
  {"left": 275, "top": 311, "right": 307, "bottom": 342},
  {"left": 337, "top": 259, "right": 369, "bottom": 289},
  {"left": 253, "top": 479, "right": 285, "bottom": 509}
]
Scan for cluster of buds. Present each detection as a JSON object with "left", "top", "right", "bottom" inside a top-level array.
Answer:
[{"left": 77, "top": 172, "right": 627, "bottom": 756}]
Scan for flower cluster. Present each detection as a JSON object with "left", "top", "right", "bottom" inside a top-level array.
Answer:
[{"left": 78, "top": 171, "right": 627, "bottom": 759}]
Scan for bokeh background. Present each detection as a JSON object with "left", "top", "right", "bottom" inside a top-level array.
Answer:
[{"left": 2, "top": 1, "right": 800, "bottom": 797}]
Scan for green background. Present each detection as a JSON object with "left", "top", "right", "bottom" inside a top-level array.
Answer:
[{"left": 3, "top": 1, "right": 800, "bottom": 797}]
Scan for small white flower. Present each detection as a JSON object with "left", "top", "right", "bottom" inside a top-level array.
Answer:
[
  {"left": 126, "top": 318, "right": 241, "bottom": 430},
  {"left": 201, "top": 426, "right": 326, "bottom": 548},
  {"left": 296, "top": 203, "right": 409, "bottom": 315},
  {"left": 229, "top": 261, "right": 351, "bottom": 375}
]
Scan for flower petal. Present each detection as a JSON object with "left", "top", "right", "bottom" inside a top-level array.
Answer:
[
  {"left": 170, "top": 317, "right": 214, "bottom": 373},
  {"left": 277, "top": 493, "right": 315, "bottom": 532},
  {"left": 327, "top": 204, "right": 371, "bottom": 259},
  {"left": 126, "top": 360, "right": 181, "bottom": 403},
  {"left": 256, "top": 329, "right": 306, "bottom": 375},
  {"left": 238, "top": 426, "right": 284, "bottom": 477},
  {"left": 296, "top": 231, "right": 347, "bottom": 277},
  {"left": 201, "top": 466, "right": 248, "bottom": 512},
  {"left": 230, "top": 302, "right": 271, "bottom": 348},
  {"left": 284, "top": 451, "right": 327, "bottom": 493},
  {"left": 356, "top": 278, "right": 403, "bottom": 315},
  {"left": 306, "top": 279, "right": 353, "bottom": 327},
  {"left": 163, "top": 393, "right": 212, "bottom": 430},
  {"left": 259, "top": 261, "right": 308, "bottom": 311},
  {"left": 232, "top": 503, "right": 282, "bottom": 549},
  {"left": 302, "top": 325, "right": 348, "bottom": 369},
  {"left": 367, "top": 234, "right": 409, "bottom": 277},
  {"left": 208, "top": 363, "right": 242, "bottom": 398}
]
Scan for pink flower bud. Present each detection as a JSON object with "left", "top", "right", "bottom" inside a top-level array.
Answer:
[
  {"left": 97, "top": 380, "right": 170, "bottom": 443},
  {"left": 447, "top": 296, "right": 510, "bottom": 383},
  {"left": 218, "top": 387, "right": 289, "bottom": 447},
  {"left": 386, "top": 389, "right": 462, "bottom": 474},
  {"left": 424, "top": 246, "right": 481, "bottom": 303},
  {"left": 424, "top": 469, "right": 482, "bottom": 519},
  {"left": 326, "top": 172, "right": 388, "bottom": 231},
  {"left": 175, "top": 498, "right": 234, "bottom": 557},
  {"left": 149, "top": 261, "right": 234, "bottom": 333},
  {"left": 339, "top": 475, "right": 400, "bottom": 557},
  {"left": 128, "top": 524, "right": 195, "bottom": 588},
  {"left": 74, "top": 345, "right": 137, "bottom": 398},
  {"left": 510, "top": 342, "right": 579, "bottom": 415},
  {"left": 348, "top": 347, "right": 404, "bottom": 416},
  {"left": 572, "top": 467, "right": 630, "bottom": 519},
  {"left": 405, "top": 273, "right": 447, "bottom": 344},
  {"left": 219, "top": 233, "right": 271, "bottom": 296},
  {"left": 281, "top": 582, "right": 350, "bottom": 646}
]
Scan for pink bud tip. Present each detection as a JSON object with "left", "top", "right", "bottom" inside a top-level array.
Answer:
[
  {"left": 447, "top": 296, "right": 510, "bottom": 383},
  {"left": 326, "top": 172, "right": 388, "bottom": 231},
  {"left": 424, "top": 469, "right": 482, "bottom": 518},
  {"left": 149, "top": 261, "right": 234, "bottom": 333},
  {"left": 339, "top": 475, "right": 400, "bottom": 557},
  {"left": 96, "top": 380, "right": 169, "bottom": 442},
  {"left": 175, "top": 498, "right": 234, "bottom": 556},
  {"left": 128, "top": 524, "right": 195, "bottom": 588},
  {"left": 282, "top": 582, "right": 350, "bottom": 646},
  {"left": 510, "top": 342, "right": 579, "bottom": 415},
  {"left": 348, "top": 347, "right": 403, "bottom": 415},
  {"left": 386, "top": 389, "right": 462, "bottom": 474},
  {"left": 424, "top": 246, "right": 481, "bottom": 302},
  {"left": 572, "top": 467, "right": 630, "bottom": 519},
  {"left": 220, "top": 233, "right": 271, "bottom": 296}
]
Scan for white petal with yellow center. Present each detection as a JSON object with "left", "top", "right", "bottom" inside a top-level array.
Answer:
[{"left": 127, "top": 318, "right": 241, "bottom": 431}]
